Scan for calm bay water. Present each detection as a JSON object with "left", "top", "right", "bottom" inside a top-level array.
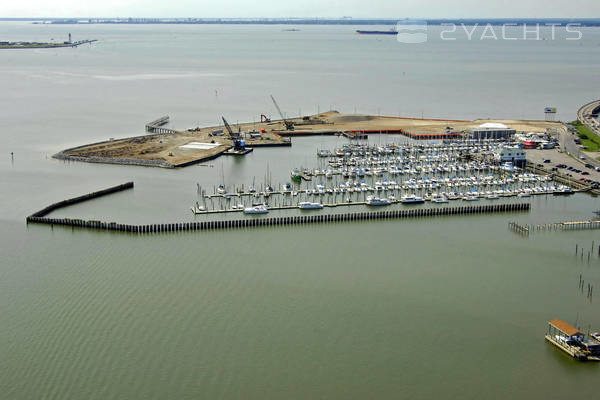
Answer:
[{"left": 1, "top": 22, "right": 600, "bottom": 399}]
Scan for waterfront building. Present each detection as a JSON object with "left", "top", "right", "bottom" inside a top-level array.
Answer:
[
  {"left": 470, "top": 122, "right": 516, "bottom": 140},
  {"left": 494, "top": 145, "right": 526, "bottom": 168}
]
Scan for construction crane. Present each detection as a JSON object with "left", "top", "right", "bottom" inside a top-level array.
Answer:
[
  {"left": 222, "top": 116, "right": 246, "bottom": 151},
  {"left": 270, "top": 95, "right": 294, "bottom": 130}
]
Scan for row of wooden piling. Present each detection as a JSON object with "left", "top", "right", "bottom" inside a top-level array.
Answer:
[
  {"left": 27, "top": 203, "right": 530, "bottom": 234},
  {"left": 561, "top": 221, "right": 600, "bottom": 230},
  {"left": 508, "top": 221, "right": 530, "bottom": 236},
  {"left": 510, "top": 220, "right": 600, "bottom": 236},
  {"left": 28, "top": 182, "right": 134, "bottom": 218},
  {"left": 579, "top": 274, "right": 594, "bottom": 303}
]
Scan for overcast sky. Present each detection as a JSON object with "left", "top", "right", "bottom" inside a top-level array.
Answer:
[{"left": 1, "top": 0, "right": 599, "bottom": 18}]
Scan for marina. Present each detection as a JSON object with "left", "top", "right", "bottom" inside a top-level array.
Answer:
[
  {"left": 5, "top": 20, "right": 600, "bottom": 400},
  {"left": 191, "top": 141, "right": 575, "bottom": 215}
]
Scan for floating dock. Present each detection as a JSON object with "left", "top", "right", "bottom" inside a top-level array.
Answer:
[{"left": 545, "top": 319, "right": 600, "bottom": 361}]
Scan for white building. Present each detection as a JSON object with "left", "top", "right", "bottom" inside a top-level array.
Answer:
[
  {"left": 494, "top": 146, "right": 526, "bottom": 168},
  {"left": 470, "top": 122, "right": 516, "bottom": 140}
]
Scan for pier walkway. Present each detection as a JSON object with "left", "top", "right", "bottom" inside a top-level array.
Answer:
[{"left": 145, "top": 116, "right": 177, "bottom": 134}]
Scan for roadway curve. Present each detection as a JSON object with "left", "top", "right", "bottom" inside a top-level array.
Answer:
[
  {"left": 578, "top": 99, "right": 600, "bottom": 134},
  {"left": 566, "top": 99, "right": 600, "bottom": 167}
]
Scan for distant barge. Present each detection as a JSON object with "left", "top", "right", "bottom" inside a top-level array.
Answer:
[
  {"left": 545, "top": 319, "right": 600, "bottom": 361},
  {"left": 356, "top": 30, "right": 397, "bottom": 35}
]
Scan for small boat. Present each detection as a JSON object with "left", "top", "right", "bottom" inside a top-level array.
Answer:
[
  {"left": 291, "top": 169, "right": 302, "bottom": 183},
  {"left": 486, "top": 194, "right": 500, "bottom": 200},
  {"left": 366, "top": 195, "right": 391, "bottom": 206},
  {"left": 243, "top": 205, "right": 269, "bottom": 214},
  {"left": 553, "top": 188, "right": 574, "bottom": 195},
  {"left": 191, "top": 203, "right": 206, "bottom": 213},
  {"left": 298, "top": 201, "right": 324, "bottom": 210},
  {"left": 462, "top": 195, "right": 480, "bottom": 201},
  {"left": 517, "top": 192, "right": 531, "bottom": 198},
  {"left": 401, "top": 195, "right": 425, "bottom": 204},
  {"left": 431, "top": 194, "right": 449, "bottom": 203}
]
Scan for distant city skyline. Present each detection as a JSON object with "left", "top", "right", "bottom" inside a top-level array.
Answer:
[{"left": 2, "top": 0, "right": 600, "bottom": 19}]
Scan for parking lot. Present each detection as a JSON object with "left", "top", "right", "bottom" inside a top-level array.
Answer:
[{"left": 526, "top": 148, "right": 600, "bottom": 187}]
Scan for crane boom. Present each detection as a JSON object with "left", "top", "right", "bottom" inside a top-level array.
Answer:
[
  {"left": 222, "top": 116, "right": 246, "bottom": 151},
  {"left": 270, "top": 95, "right": 294, "bottom": 130},
  {"left": 222, "top": 117, "right": 238, "bottom": 139}
]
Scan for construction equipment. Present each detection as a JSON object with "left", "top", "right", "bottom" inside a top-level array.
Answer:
[
  {"left": 222, "top": 117, "right": 246, "bottom": 151},
  {"left": 260, "top": 114, "right": 271, "bottom": 123},
  {"left": 270, "top": 95, "right": 294, "bottom": 130}
]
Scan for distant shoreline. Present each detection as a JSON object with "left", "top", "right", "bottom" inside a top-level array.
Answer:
[
  {"left": 1, "top": 18, "right": 600, "bottom": 27},
  {"left": 0, "top": 39, "right": 97, "bottom": 49}
]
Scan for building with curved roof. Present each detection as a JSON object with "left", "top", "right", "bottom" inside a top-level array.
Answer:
[{"left": 470, "top": 122, "right": 516, "bottom": 140}]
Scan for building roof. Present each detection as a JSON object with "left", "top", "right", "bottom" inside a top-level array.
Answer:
[
  {"left": 549, "top": 319, "right": 583, "bottom": 336},
  {"left": 478, "top": 122, "right": 509, "bottom": 129}
]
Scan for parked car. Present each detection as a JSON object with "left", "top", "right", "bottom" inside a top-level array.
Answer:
[
  {"left": 582, "top": 172, "right": 590, "bottom": 176},
  {"left": 543, "top": 159, "right": 551, "bottom": 163},
  {"left": 585, "top": 163, "right": 593, "bottom": 169}
]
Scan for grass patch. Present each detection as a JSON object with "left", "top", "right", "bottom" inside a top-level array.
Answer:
[{"left": 571, "top": 120, "right": 600, "bottom": 152}]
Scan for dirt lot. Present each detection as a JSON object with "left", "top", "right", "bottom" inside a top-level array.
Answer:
[
  {"left": 62, "top": 124, "right": 288, "bottom": 167},
  {"left": 278, "top": 112, "right": 559, "bottom": 136}
]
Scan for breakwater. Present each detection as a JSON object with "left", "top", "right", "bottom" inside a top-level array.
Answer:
[
  {"left": 27, "top": 199, "right": 530, "bottom": 234},
  {"left": 27, "top": 182, "right": 134, "bottom": 219}
]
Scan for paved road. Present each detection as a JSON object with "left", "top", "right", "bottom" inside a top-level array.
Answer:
[
  {"left": 551, "top": 100, "right": 600, "bottom": 169},
  {"left": 578, "top": 99, "right": 600, "bottom": 135}
]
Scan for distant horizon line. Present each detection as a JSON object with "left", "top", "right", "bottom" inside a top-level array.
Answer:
[
  {"left": 2, "top": 17, "right": 600, "bottom": 21},
  {"left": 3, "top": 17, "right": 600, "bottom": 26}
]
